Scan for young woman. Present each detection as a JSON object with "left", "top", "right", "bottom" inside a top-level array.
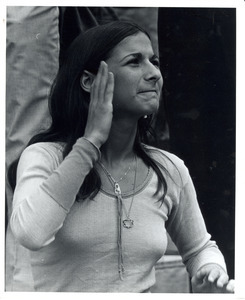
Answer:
[{"left": 6, "top": 21, "right": 234, "bottom": 293}]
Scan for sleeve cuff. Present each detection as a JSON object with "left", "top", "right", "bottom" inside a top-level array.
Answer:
[{"left": 78, "top": 137, "right": 101, "bottom": 161}]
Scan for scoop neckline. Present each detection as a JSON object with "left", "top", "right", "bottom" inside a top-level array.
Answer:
[{"left": 98, "top": 166, "right": 154, "bottom": 198}]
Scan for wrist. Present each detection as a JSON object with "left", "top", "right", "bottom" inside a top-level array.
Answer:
[
  {"left": 82, "top": 136, "right": 102, "bottom": 160},
  {"left": 196, "top": 263, "right": 227, "bottom": 275},
  {"left": 83, "top": 134, "right": 102, "bottom": 149}
]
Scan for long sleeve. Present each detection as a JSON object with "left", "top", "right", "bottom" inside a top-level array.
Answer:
[
  {"left": 10, "top": 138, "right": 100, "bottom": 251},
  {"left": 166, "top": 166, "right": 227, "bottom": 277}
]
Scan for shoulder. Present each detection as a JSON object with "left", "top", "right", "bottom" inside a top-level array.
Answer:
[
  {"left": 18, "top": 142, "right": 65, "bottom": 171},
  {"left": 143, "top": 144, "right": 190, "bottom": 187},
  {"left": 143, "top": 144, "right": 185, "bottom": 169},
  {"left": 22, "top": 141, "right": 64, "bottom": 158}
]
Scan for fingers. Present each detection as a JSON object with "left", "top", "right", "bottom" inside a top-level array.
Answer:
[
  {"left": 91, "top": 61, "right": 113, "bottom": 104},
  {"left": 216, "top": 272, "right": 229, "bottom": 288},
  {"left": 204, "top": 268, "right": 229, "bottom": 288},
  {"left": 105, "top": 72, "right": 114, "bottom": 104},
  {"left": 207, "top": 268, "right": 221, "bottom": 283},
  {"left": 90, "top": 61, "right": 104, "bottom": 106},
  {"left": 192, "top": 264, "right": 234, "bottom": 293},
  {"left": 98, "top": 62, "right": 109, "bottom": 102},
  {"left": 84, "top": 61, "right": 114, "bottom": 147},
  {"left": 225, "top": 279, "right": 235, "bottom": 293}
]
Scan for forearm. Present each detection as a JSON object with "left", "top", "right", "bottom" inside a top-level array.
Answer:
[
  {"left": 167, "top": 173, "right": 227, "bottom": 278},
  {"left": 184, "top": 240, "right": 227, "bottom": 277},
  {"left": 40, "top": 137, "right": 100, "bottom": 210}
]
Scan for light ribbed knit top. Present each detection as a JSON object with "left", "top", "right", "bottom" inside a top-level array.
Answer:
[{"left": 5, "top": 138, "right": 226, "bottom": 292}]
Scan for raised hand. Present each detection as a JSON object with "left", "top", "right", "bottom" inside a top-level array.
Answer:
[
  {"left": 84, "top": 61, "right": 114, "bottom": 148},
  {"left": 191, "top": 263, "right": 235, "bottom": 293}
]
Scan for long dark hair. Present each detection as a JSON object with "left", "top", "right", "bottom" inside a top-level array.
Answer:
[{"left": 8, "top": 21, "right": 168, "bottom": 202}]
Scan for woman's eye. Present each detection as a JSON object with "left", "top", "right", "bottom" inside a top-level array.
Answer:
[
  {"left": 127, "top": 58, "right": 139, "bottom": 65},
  {"left": 152, "top": 59, "right": 160, "bottom": 68}
]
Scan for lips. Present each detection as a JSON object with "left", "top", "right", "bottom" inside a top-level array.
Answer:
[{"left": 138, "top": 90, "right": 157, "bottom": 94}]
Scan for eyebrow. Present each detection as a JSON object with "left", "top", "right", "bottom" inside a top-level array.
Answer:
[{"left": 120, "top": 52, "right": 159, "bottom": 63}]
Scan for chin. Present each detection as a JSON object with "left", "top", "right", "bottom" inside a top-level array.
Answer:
[{"left": 145, "top": 102, "right": 159, "bottom": 115}]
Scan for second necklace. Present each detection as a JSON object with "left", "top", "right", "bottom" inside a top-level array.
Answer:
[{"left": 99, "top": 155, "right": 138, "bottom": 229}]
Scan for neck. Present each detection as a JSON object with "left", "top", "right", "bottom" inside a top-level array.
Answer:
[{"left": 101, "top": 119, "right": 138, "bottom": 166}]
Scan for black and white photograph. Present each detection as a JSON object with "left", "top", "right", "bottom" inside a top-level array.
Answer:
[{"left": 2, "top": 1, "right": 245, "bottom": 298}]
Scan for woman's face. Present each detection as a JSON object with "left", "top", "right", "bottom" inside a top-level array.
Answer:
[{"left": 105, "top": 31, "right": 163, "bottom": 120}]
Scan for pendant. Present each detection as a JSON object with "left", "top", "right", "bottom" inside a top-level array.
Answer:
[
  {"left": 114, "top": 182, "right": 121, "bottom": 195},
  {"left": 122, "top": 219, "right": 134, "bottom": 229}
]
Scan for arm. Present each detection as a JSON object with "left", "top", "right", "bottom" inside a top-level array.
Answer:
[
  {"left": 11, "top": 138, "right": 100, "bottom": 250},
  {"left": 166, "top": 165, "right": 234, "bottom": 293},
  {"left": 11, "top": 61, "right": 114, "bottom": 251}
]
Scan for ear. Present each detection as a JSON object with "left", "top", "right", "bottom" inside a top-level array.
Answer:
[{"left": 80, "top": 70, "right": 95, "bottom": 92}]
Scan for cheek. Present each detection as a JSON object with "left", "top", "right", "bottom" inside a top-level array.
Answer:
[{"left": 113, "top": 73, "right": 137, "bottom": 97}]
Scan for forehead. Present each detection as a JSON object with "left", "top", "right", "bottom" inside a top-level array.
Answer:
[{"left": 109, "top": 32, "right": 154, "bottom": 59}]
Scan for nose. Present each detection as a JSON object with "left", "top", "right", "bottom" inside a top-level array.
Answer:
[{"left": 144, "top": 61, "right": 162, "bottom": 83}]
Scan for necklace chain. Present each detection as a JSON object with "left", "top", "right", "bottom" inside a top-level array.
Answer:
[
  {"left": 99, "top": 155, "right": 134, "bottom": 185},
  {"left": 99, "top": 155, "right": 137, "bottom": 227},
  {"left": 104, "top": 165, "right": 132, "bottom": 185},
  {"left": 98, "top": 155, "right": 138, "bottom": 280}
]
